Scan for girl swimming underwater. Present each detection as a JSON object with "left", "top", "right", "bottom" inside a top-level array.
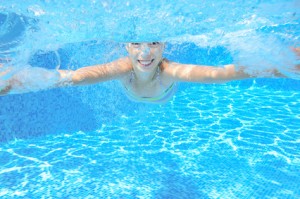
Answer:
[{"left": 1, "top": 42, "right": 300, "bottom": 103}]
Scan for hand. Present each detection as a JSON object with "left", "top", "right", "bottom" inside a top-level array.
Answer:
[
  {"left": 293, "top": 47, "right": 300, "bottom": 71},
  {"left": 292, "top": 47, "right": 300, "bottom": 57},
  {"left": 277, "top": 47, "right": 300, "bottom": 79},
  {"left": 0, "top": 64, "right": 12, "bottom": 95},
  {"left": 292, "top": 47, "right": 300, "bottom": 71}
]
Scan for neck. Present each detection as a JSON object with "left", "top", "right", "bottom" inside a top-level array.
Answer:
[
  {"left": 133, "top": 61, "right": 162, "bottom": 84},
  {"left": 134, "top": 69, "right": 157, "bottom": 83}
]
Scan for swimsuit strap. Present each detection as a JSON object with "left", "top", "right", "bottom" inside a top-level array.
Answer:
[
  {"left": 124, "top": 82, "right": 177, "bottom": 103},
  {"left": 129, "top": 69, "right": 135, "bottom": 83},
  {"left": 156, "top": 64, "right": 163, "bottom": 86},
  {"left": 125, "top": 60, "right": 176, "bottom": 103}
]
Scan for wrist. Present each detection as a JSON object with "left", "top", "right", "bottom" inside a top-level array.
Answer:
[{"left": 58, "top": 70, "right": 74, "bottom": 86}]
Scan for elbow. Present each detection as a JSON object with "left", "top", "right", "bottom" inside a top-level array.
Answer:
[
  {"left": 209, "top": 68, "right": 232, "bottom": 83},
  {"left": 208, "top": 66, "right": 244, "bottom": 83}
]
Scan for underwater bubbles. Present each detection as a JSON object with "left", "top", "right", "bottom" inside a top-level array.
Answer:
[
  {"left": 0, "top": 0, "right": 299, "bottom": 79},
  {"left": 223, "top": 30, "right": 299, "bottom": 78}
]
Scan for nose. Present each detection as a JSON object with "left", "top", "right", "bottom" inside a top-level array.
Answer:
[{"left": 140, "top": 44, "right": 150, "bottom": 57}]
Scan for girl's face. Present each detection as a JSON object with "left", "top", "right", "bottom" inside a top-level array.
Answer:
[{"left": 126, "top": 42, "right": 165, "bottom": 72}]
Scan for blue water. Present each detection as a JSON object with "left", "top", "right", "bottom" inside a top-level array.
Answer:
[{"left": 1, "top": 0, "right": 300, "bottom": 198}]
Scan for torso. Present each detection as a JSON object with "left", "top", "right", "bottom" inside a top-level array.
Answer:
[{"left": 120, "top": 58, "right": 176, "bottom": 103}]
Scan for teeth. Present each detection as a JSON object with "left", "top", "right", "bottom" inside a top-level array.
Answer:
[
  {"left": 140, "top": 60, "right": 151, "bottom": 64},
  {"left": 139, "top": 60, "right": 153, "bottom": 66}
]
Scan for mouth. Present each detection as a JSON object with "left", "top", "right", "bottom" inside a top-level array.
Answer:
[{"left": 138, "top": 59, "right": 154, "bottom": 67}]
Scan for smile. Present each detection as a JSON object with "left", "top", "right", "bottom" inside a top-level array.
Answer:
[{"left": 138, "top": 59, "right": 154, "bottom": 67}]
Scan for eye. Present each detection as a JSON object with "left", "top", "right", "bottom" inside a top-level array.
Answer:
[
  {"left": 130, "top": 43, "right": 141, "bottom": 48},
  {"left": 148, "top": 42, "right": 160, "bottom": 48}
]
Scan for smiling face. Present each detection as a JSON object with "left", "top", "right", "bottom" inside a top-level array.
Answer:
[{"left": 126, "top": 42, "right": 165, "bottom": 73}]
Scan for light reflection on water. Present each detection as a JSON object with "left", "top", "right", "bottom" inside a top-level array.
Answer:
[{"left": 0, "top": 84, "right": 299, "bottom": 198}]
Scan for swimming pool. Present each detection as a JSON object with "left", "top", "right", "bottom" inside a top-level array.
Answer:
[{"left": 1, "top": 0, "right": 300, "bottom": 198}]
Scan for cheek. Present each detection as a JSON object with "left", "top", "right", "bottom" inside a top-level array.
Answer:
[
  {"left": 128, "top": 50, "right": 138, "bottom": 59},
  {"left": 153, "top": 50, "right": 163, "bottom": 59}
]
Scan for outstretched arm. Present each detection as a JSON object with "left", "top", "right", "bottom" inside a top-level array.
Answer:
[
  {"left": 163, "top": 56, "right": 300, "bottom": 84},
  {"left": 163, "top": 61, "right": 251, "bottom": 83},
  {"left": 64, "top": 57, "right": 132, "bottom": 86},
  {"left": 1, "top": 65, "right": 64, "bottom": 96},
  {"left": 165, "top": 47, "right": 300, "bottom": 83},
  {"left": 1, "top": 57, "right": 132, "bottom": 95}
]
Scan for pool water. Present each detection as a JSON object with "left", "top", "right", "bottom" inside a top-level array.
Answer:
[
  {"left": 1, "top": 81, "right": 300, "bottom": 198},
  {"left": 1, "top": 0, "right": 300, "bottom": 198}
]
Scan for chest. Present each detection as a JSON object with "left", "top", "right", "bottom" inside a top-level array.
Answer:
[{"left": 125, "top": 78, "right": 166, "bottom": 98}]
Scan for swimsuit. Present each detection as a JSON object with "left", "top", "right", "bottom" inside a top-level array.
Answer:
[
  {"left": 123, "top": 82, "right": 177, "bottom": 104},
  {"left": 123, "top": 65, "right": 177, "bottom": 104}
]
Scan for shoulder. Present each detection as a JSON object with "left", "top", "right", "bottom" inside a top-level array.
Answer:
[
  {"left": 112, "top": 57, "right": 133, "bottom": 82},
  {"left": 160, "top": 58, "right": 183, "bottom": 70},
  {"left": 111, "top": 57, "right": 132, "bottom": 71},
  {"left": 160, "top": 58, "right": 185, "bottom": 76},
  {"left": 160, "top": 58, "right": 175, "bottom": 72},
  {"left": 102, "top": 57, "right": 133, "bottom": 78},
  {"left": 159, "top": 58, "right": 180, "bottom": 82}
]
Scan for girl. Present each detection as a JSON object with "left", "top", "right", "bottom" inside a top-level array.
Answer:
[{"left": 1, "top": 42, "right": 299, "bottom": 103}]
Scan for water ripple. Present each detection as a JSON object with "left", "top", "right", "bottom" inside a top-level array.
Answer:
[{"left": 0, "top": 84, "right": 300, "bottom": 198}]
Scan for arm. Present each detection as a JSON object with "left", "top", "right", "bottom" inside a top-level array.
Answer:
[
  {"left": 63, "top": 57, "right": 132, "bottom": 86},
  {"left": 165, "top": 47, "right": 300, "bottom": 83},
  {"left": 1, "top": 66, "right": 62, "bottom": 96},
  {"left": 163, "top": 61, "right": 286, "bottom": 84},
  {"left": 1, "top": 57, "right": 132, "bottom": 95}
]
